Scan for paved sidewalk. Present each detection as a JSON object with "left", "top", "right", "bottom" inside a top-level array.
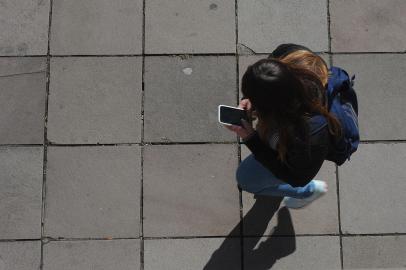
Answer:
[{"left": 1, "top": 0, "right": 406, "bottom": 269}]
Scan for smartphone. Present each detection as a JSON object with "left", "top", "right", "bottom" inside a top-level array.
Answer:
[{"left": 218, "top": 105, "right": 248, "bottom": 126}]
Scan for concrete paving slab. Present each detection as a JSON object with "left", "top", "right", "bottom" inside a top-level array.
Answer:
[
  {"left": 0, "top": 147, "right": 43, "bottom": 239},
  {"left": 331, "top": 0, "right": 406, "bottom": 52},
  {"left": 43, "top": 239, "right": 140, "bottom": 270},
  {"left": 333, "top": 54, "right": 406, "bottom": 141},
  {"left": 144, "top": 56, "right": 237, "bottom": 143},
  {"left": 244, "top": 236, "right": 341, "bottom": 270},
  {"left": 143, "top": 144, "right": 240, "bottom": 237},
  {"left": 238, "top": 0, "right": 328, "bottom": 53},
  {"left": 44, "top": 146, "right": 141, "bottom": 238},
  {"left": 0, "top": 57, "right": 47, "bottom": 76},
  {"left": 0, "top": 0, "right": 49, "bottom": 55},
  {"left": 51, "top": 0, "right": 143, "bottom": 55},
  {"left": 339, "top": 143, "right": 406, "bottom": 234},
  {"left": 0, "top": 241, "right": 41, "bottom": 270},
  {"left": 47, "top": 57, "right": 142, "bottom": 144},
  {"left": 145, "top": 0, "right": 235, "bottom": 54},
  {"left": 0, "top": 58, "right": 46, "bottom": 144},
  {"left": 241, "top": 146, "right": 339, "bottom": 235},
  {"left": 342, "top": 235, "right": 406, "bottom": 270},
  {"left": 144, "top": 238, "right": 241, "bottom": 270}
]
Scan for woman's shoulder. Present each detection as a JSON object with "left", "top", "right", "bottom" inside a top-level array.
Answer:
[{"left": 291, "top": 113, "right": 329, "bottom": 146}]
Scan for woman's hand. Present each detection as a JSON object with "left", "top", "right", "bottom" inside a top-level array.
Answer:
[
  {"left": 223, "top": 99, "right": 256, "bottom": 140},
  {"left": 238, "top": 98, "right": 252, "bottom": 111},
  {"left": 224, "top": 119, "right": 255, "bottom": 140},
  {"left": 239, "top": 98, "right": 257, "bottom": 120}
]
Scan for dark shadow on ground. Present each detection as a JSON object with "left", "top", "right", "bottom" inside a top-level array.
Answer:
[{"left": 203, "top": 195, "right": 296, "bottom": 270}]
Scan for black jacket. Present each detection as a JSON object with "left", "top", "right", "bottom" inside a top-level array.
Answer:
[{"left": 243, "top": 115, "right": 330, "bottom": 187}]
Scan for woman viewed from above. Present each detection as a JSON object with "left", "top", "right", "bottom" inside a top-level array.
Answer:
[{"left": 226, "top": 52, "right": 342, "bottom": 209}]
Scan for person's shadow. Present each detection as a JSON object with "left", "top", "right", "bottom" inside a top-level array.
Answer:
[{"left": 203, "top": 195, "right": 296, "bottom": 270}]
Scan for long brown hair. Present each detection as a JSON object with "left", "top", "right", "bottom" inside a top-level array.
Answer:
[{"left": 241, "top": 58, "right": 341, "bottom": 162}]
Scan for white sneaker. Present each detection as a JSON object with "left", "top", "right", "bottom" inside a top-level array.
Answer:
[{"left": 283, "top": 180, "right": 328, "bottom": 209}]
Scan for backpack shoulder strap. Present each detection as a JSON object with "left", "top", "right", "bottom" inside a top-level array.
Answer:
[
  {"left": 328, "top": 67, "right": 350, "bottom": 93},
  {"left": 307, "top": 114, "right": 328, "bottom": 135},
  {"left": 327, "top": 66, "right": 356, "bottom": 110}
]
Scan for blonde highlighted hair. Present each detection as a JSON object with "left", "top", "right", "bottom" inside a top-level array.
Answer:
[{"left": 279, "top": 50, "right": 329, "bottom": 87}]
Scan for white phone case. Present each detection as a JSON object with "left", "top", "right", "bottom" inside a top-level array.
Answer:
[{"left": 218, "top": 105, "right": 245, "bottom": 126}]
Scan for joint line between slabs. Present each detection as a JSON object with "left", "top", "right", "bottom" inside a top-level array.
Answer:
[
  {"left": 234, "top": 0, "right": 245, "bottom": 268},
  {"left": 3, "top": 140, "right": 406, "bottom": 148},
  {"left": 2, "top": 233, "right": 406, "bottom": 243},
  {"left": 2, "top": 52, "right": 406, "bottom": 58},
  {"left": 336, "top": 163, "right": 344, "bottom": 270},
  {"left": 327, "top": 0, "right": 343, "bottom": 268},
  {"left": 140, "top": 0, "right": 147, "bottom": 269},
  {"left": 40, "top": 0, "right": 53, "bottom": 269}
]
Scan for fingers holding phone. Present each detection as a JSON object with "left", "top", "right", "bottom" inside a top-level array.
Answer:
[
  {"left": 218, "top": 105, "right": 255, "bottom": 140},
  {"left": 224, "top": 119, "right": 254, "bottom": 140},
  {"left": 238, "top": 99, "right": 252, "bottom": 110},
  {"left": 239, "top": 99, "right": 257, "bottom": 121}
]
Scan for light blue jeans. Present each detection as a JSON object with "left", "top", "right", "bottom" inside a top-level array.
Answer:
[{"left": 236, "top": 154, "right": 315, "bottom": 199}]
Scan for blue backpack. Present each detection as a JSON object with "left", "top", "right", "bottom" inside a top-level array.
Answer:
[
  {"left": 322, "top": 66, "right": 360, "bottom": 165},
  {"left": 269, "top": 44, "right": 359, "bottom": 165}
]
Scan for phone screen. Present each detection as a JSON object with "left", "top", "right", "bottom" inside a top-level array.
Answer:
[{"left": 219, "top": 106, "right": 248, "bottom": 126}]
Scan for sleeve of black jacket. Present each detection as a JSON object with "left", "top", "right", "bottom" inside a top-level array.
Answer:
[{"left": 243, "top": 129, "right": 330, "bottom": 187}]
